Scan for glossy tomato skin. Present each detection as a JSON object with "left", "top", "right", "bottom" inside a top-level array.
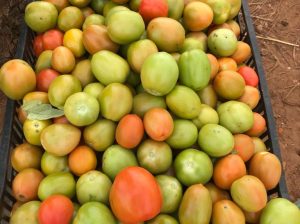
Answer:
[
  {"left": 109, "top": 166, "right": 162, "bottom": 223},
  {"left": 33, "top": 34, "right": 44, "bottom": 57},
  {"left": 42, "top": 29, "right": 64, "bottom": 50},
  {"left": 38, "top": 195, "right": 74, "bottom": 224},
  {"left": 36, "top": 69, "right": 60, "bottom": 92},
  {"left": 139, "top": 0, "right": 168, "bottom": 23}
]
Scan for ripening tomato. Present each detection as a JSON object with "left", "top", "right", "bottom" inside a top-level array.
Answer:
[
  {"left": 36, "top": 69, "right": 60, "bottom": 92},
  {"left": 238, "top": 66, "right": 259, "bottom": 87},
  {"left": 109, "top": 166, "right": 162, "bottom": 223},
  {"left": 33, "top": 34, "right": 44, "bottom": 57},
  {"left": 38, "top": 195, "right": 74, "bottom": 224},
  {"left": 139, "top": 0, "right": 168, "bottom": 23},
  {"left": 42, "top": 29, "right": 64, "bottom": 50}
]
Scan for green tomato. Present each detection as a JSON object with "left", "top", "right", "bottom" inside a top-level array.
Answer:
[
  {"left": 23, "top": 119, "right": 52, "bottom": 146},
  {"left": 25, "top": 1, "right": 58, "bottom": 33},
  {"left": 166, "top": 119, "right": 198, "bottom": 149},
  {"left": 83, "top": 14, "right": 105, "bottom": 30},
  {"left": 73, "top": 202, "right": 116, "bottom": 224},
  {"left": 147, "top": 214, "right": 179, "bottom": 224},
  {"left": 41, "top": 152, "right": 69, "bottom": 175},
  {"left": 174, "top": 148, "right": 213, "bottom": 186},
  {"left": 10, "top": 201, "right": 41, "bottom": 224},
  {"left": 102, "top": 145, "right": 138, "bottom": 180},
  {"left": 192, "top": 104, "right": 219, "bottom": 129},
  {"left": 58, "top": 6, "right": 84, "bottom": 32},
  {"left": 155, "top": 175, "right": 183, "bottom": 214},
  {"left": 137, "top": 140, "right": 172, "bottom": 174},
  {"left": 76, "top": 170, "right": 112, "bottom": 204},
  {"left": 35, "top": 50, "right": 53, "bottom": 73},
  {"left": 91, "top": 0, "right": 107, "bottom": 14},
  {"left": 83, "top": 82, "right": 105, "bottom": 100}
]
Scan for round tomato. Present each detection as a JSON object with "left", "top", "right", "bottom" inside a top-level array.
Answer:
[
  {"left": 23, "top": 119, "right": 52, "bottom": 146},
  {"left": 237, "top": 66, "right": 259, "bottom": 87},
  {"left": 139, "top": 0, "right": 168, "bottom": 23},
  {"left": 36, "top": 69, "right": 60, "bottom": 92},
  {"left": 33, "top": 34, "right": 44, "bottom": 57},
  {"left": 38, "top": 195, "right": 74, "bottom": 224},
  {"left": 109, "top": 167, "right": 162, "bottom": 223},
  {"left": 42, "top": 29, "right": 64, "bottom": 50}
]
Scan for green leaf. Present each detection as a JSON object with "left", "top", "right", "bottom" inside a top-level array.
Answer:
[{"left": 22, "top": 100, "right": 64, "bottom": 120}]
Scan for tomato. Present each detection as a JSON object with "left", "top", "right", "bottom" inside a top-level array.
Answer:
[
  {"left": 205, "top": 182, "right": 230, "bottom": 205},
  {"left": 0, "top": 59, "right": 36, "bottom": 100},
  {"left": 237, "top": 66, "right": 259, "bottom": 87},
  {"left": 148, "top": 214, "right": 179, "bottom": 224},
  {"left": 69, "top": 0, "right": 91, "bottom": 8},
  {"left": 25, "top": 1, "right": 58, "bottom": 33},
  {"left": 174, "top": 148, "right": 213, "bottom": 186},
  {"left": 33, "top": 34, "right": 44, "bottom": 57},
  {"left": 109, "top": 167, "right": 162, "bottom": 223},
  {"left": 10, "top": 201, "right": 41, "bottom": 224},
  {"left": 212, "top": 200, "right": 246, "bottom": 224},
  {"left": 63, "top": 29, "right": 86, "bottom": 57},
  {"left": 260, "top": 198, "right": 300, "bottom": 224},
  {"left": 206, "top": 53, "right": 219, "bottom": 79},
  {"left": 213, "top": 154, "right": 247, "bottom": 190},
  {"left": 35, "top": 50, "right": 53, "bottom": 73},
  {"left": 23, "top": 119, "right": 52, "bottom": 146},
  {"left": 233, "top": 134, "right": 255, "bottom": 162},
  {"left": 166, "top": 85, "right": 201, "bottom": 119},
  {"left": 192, "top": 104, "right": 219, "bottom": 129},
  {"left": 82, "top": 14, "right": 105, "bottom": 30},
  {"left": 102, "top": 145, "right": 138, "bottom": 180},
  {"left": 100, "top": 83, "right": 133, "bottom": 121},
  {"left": 48, "top": 75, "right": 82, "bottom": 109},
  {"left": 167, "top": 0, "right": 184, "bottom": 20},
  {"left": 53, "top": 115, "right": 70, "bottom": 124},
  {"left": 249, "top": 152, "right": 282, "bottom": 190},
  {"left": 64, "top": 92, "right": 100, "bottom": 127},
  {"left": 143, "top": 108, "right": 174, "bottom": 141},
  {"left": 238, "top": 85, "right": 260, "bottom": 109},
  {"left": 178, "top": 184, "right": 212, "bottom": 224},
  {"left": 76, "top": 170, "right": 112, "bottom": 205},
  {"left": 41, "top": 123, "right": 81, "bottom": 156},
  {"left": 155, "top": 175, "right": 182, "bottom": 213},
  {"left": 36, "top": 69, "right": 60, "bottom": 92},
  {"left": 116, "top": 114, "right": 144, "bottom": 149},
  {"left": 38, "top": 172, "right": 76, "bottom": 200},
  {"left": 23, "top": 91, "right": 49, "bottom": 104},
  {"left": 230, "top": 175, "right": 267, "bottom": 212},
  {"left": 231, "top": 41, "right": 252, "bottom": 64},
  {"left": 198, "top": 124, "right": 234, "bottom": 157},
  {"left": 245, "top": 112, "right": 266, "bottom": 137},
  {"left": 184, "top": 2, "right": 213, "bottom": 31},
  {"left": 218, "top": 57, "right": 238, "bottom": 71},
  {"left": 58, "top": 6, "right": 84, "bottom": 32},
  {"left": 11, "top": 142, "right": 43, "bottom": 172},
  {"left": 38, "top": 195, "right": 74, "bottom": 224},
  {"left": 51, "top": 46, "right": 76, "bottom": 74},
  {"left": 139, "top": 0, "right": 168, "bottom": 23},
  {"left": 83, "top": 119, "right": 116, "bottom": 151},
  {"left": 107, "top": 10, "right": 145, "bottom": 45},
  {"left": 91, "top": 50, "right": 129, "bottom": 85},
  {"left": 42, "top": 29, "right": 63, "bottom": 50},
  {"left": 41, "top": 152, "right": 69, "bottom": 175},
  {"left": 83, "top": 82, "right": 105, "bottom": 99},
  {"left": 166, "top": 119, "right": 198, "bottom": 149},
  {"left": 147, "top": 18, "right": 185, "bottom": 53},
  {"left": 137, "top": 139, "right": 172, "bottom": 174},
  {"left": 12, "top": 168, "right": 44, "bottom": 202},
  {"left": 141, "top": 52, "right": 179, "bottom": 96},
  {"left": 73, "top": 202, "right": 116, "bottom": 224},
  {"left": 68, "top": 145, "right": 96, "bottom": 177},
  {"left": 197, "top": 84, "right": 218, "bottom": 108}
]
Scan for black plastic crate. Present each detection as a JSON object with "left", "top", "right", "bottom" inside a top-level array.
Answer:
[{"left": 0, "top": 0, "right": 289, "bottom": 222}]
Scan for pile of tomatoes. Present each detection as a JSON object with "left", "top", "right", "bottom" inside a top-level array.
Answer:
[{"left": 0, "top": 0, "right": 299, "bottom": 223}]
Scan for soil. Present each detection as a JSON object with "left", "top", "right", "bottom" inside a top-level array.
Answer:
[{"left": 0, "top": 0, "right": 299, "bottom": 200}]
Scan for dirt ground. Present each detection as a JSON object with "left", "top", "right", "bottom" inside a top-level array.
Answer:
[{"left": 0, "top": 0, "right": 299, "bottom": 200}]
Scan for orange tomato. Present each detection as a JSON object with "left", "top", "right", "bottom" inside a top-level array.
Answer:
[
  {"left": 207, "top": 53, "right": 219, "bottom": 80},
  {"left": 218, "top": 57, "right": 238, "bottom": 71},
  {"left": 238, "top": 66, "right": 259, "bottom": 87},
  {"left": 116, "top": 114, "right": 144, "bottom": 149},
  {"left": 238, "top": 85, "right": 260, "bottom": 109},
  {"left": 249, "top": 152, "right": 282, "bottom": 190},
  {"left": 205, "top": 182, "right": 230, "bottom": 205},
  {"left": 233, "top": 134, "right": 255, "bottom": 162},
  {"left": 143, "top": 108, "right": 174, "bottom": 141},
  {"left": 227, "top": 20, "right": 241, "bottom": 38},
  {"left": 213, "top": 154, "right": 246, "bottom": 190},
  {"left": 53, "top": 115, "right": 70, "bottom": 124},
  {"left": 68, "top": 145, "right": 97, "bottom": 176},
  {"left": 245, "top": 112, "right": 266, "bottom": 137},
  {"left": 212, "top": 200, "right": 246, "bottom": 224},
  {"left": 12, "top": 168, "right": 44, "bottom": 202},
  {"left": 231, "top": 41, "right": 252, "bottom": 64},
  {"left": 243, "top": 209, "right": 262, "bottom": 224},
  {"left": 38, "top": 195, "right": 74, "bottom": 224}
]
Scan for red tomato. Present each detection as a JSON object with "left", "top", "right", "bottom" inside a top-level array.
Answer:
[
  {"left": 110, "top": 166, "right": 162, "bottom": 223},
  {"left": 238, "top": 66, "right": 259, "bottom": 87},
  {"left": 36, "top": 69, "right": 60, "bottom": 92},
  {"left": 53, "top": 115, "right": 70, "bottom": 124},
  {"left": 33, "top": 34, "right": 44, "bottom": 57},
  {"left": 38, "top": 195, "right": 74, "bottom": 224},
  {"left": 116, "top": 114, "right": 144, "bottom": 149},
  {"left": 139, "top": 0, "right": 168, "bottom": 23},
  {"left": 42, "top": 29, "right": 64, "bottom": 50}
]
